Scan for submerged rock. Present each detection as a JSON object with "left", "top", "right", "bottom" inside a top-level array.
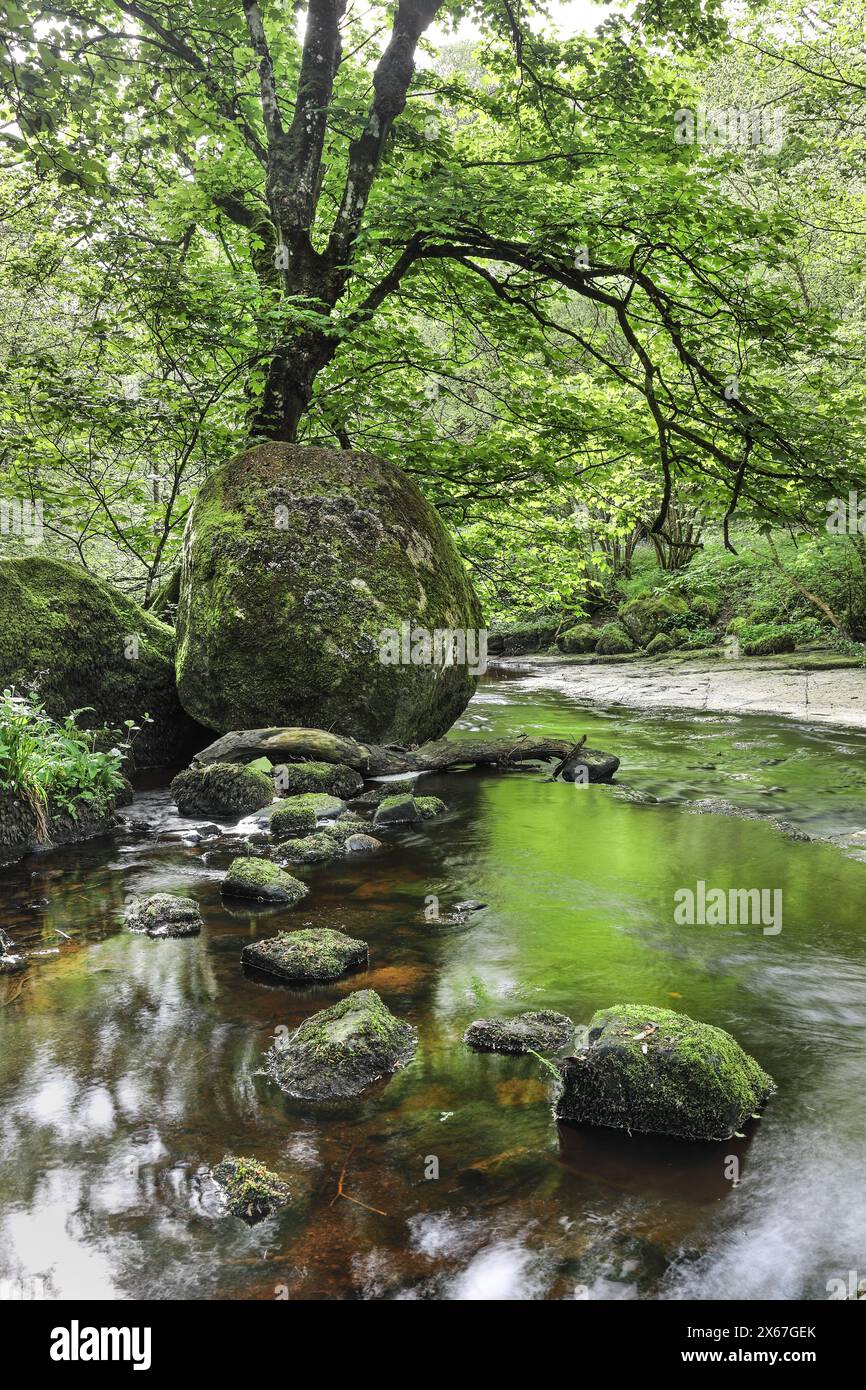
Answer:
[
  {"left": 555, "top": 1004, "right": 775, "bottom": 1141},
  {"left": 171, "top": 762, "right": 273, "bottom": 819},
  {"left": 265, "top": 988, "right": 417, "bottom": 1099},
  {"left": 242, "top": 927, "right": 368, "bottom": 983},
  {"left": 125, "top": 894, "right": 203, "bottom": 938},
  {"left": 175, "top": 442, "right": 484, "bottom": 743},
  {"left": 273, "top": 761, "right": 364, "bottom": 799},
  {"left": 465, "top": 1010, "right": 574, "bottom": 1054},
  {"left": 222, "top": 857, "right": 308, "bottom": 904},
  {"left": 211, "top": 1154, "right": 292, "bottom": 1224},
  {"left": 0, "top": 555, "right": 204, "bottom": 766}
]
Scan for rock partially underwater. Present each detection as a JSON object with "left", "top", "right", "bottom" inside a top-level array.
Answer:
[
  {"left": 265, "top": 989, "right": 416, "bottom": 1099},
  {"left": 125, "top": 894, "right": 203, "bottom": 938},
  {"left": 211, "top": 1155, "right": 292, "bottom": 1224},
  {"left": 221, "top": 857, "right": 308, "bottom": 904},
  {"left": 242, "top": 927, "right": 368, "bottom": 983},
  {"left": 555, "top": 1004, "right": 775, "bottom": 1141},
  {"left": 465, "top": 1010, "right": 574, "bottom": 1055}
]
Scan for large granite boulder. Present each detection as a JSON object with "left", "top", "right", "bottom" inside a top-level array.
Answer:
[
  {"left": 555, "top": 1005, "right": 775, "bottom": 1141},
  {"left": 0, "top": 556, "right": 204, "bottom": 766},
  {"left": 175, "top": 443, "right": 484, "bottom": 742},
  {"left": 265, "top": 989, "right": 416, "bottom": 1099}
]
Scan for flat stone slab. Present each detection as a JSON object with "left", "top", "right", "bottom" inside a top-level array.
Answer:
[
  {"left": 498, "top": 655, "right": 866, "bottom": 731},
  {"left": 465, "top": 1009, "right": 574, "bottom": 1054},
  {"left": 125, "top": 893, "right": 203, "bottom": 938},
  {"left": 242, "top": 927, "right": 368, "bottom": 983}
]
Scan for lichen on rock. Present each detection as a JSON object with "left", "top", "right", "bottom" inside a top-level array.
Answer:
[
  {"left": 555, "top": 1004, "right": 775, "bottom": 1141},
  {"left": 174, "top": 443, "right": 484, "bottom": 742}
]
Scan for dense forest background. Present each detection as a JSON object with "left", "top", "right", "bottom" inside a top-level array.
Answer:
[{"left": 2, "top": 0, "right": 866, "bottom": 650}]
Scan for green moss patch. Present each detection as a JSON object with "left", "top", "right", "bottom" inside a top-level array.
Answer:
[
  {"left": 211, "top": 1155, "right": 292, "bottom": 1223},
  {"left": 555, "top": 1004, "right": 775, "bottom": 1141},
  {"left": 273, "top": 761, "right": 364, "bottom": 798},
  {"left": 242, "top": 927, "right": 368, "bottom": 982},
  {"left": 265, "top": 988, "right": 417, "bottom": 1099},
  {"left": 171, "top": 762, "right": 273, "bottom": 819},
  {"left": 221, "top": 856, "right": 308, "bottom": 904}
]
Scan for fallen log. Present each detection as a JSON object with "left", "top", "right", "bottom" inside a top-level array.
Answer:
[{"left": 193, "top": 728, "right": 619, "bottom": 782}]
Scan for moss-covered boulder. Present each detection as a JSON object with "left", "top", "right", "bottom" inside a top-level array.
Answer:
[
  {"left": 124, "top": 893, "right": 202, "bottom": 938},
  {"left": 555, "top": 1004, "right": 775, "bottom": 1141},
  {"left": 171, "top": 762, "right": 273, "bottom": 819},
  {"left": 273, "top": 761, "right": 364, "bottom": 799},
  {"left": 242, "top": 927, "right": 368, "bottom": 983},
  {"left": 0, "top": 556, "right": 203, "bottom": 766},
  {"left": 740, "top": 623, "right": 797, "bottom": 656},
  {"left": 319, "top": 816, "right": 373, "bottom": 843},
  {"left": 270, "top": 793, "right": 344, "bottom": 839},
  {"left": 221, "top": 857, "right": 308, "bottom": 904},
  {"left": 175, "top": 443, "right": 484, "bottom": 742},
  {"left": 415, "top": 795, "right": 447, "bottom": 820},
  {"left": 374, "top": 793, "right": 418, "bottom": 826},
  {"left": 618, "top": 593, "right": 688, "bottom": 645},
  {"left": 559, "top": 622, "right": 597, "bottom": 654},
  {"left": 595, "top": 623, "right": 634, "bottom": 656},
  {"left": 276, "top": 832, "right": 341, "bottom": 864},
  {"left": 211, "top": 1155, "right": 292, "bottom": 1224},
  {"left": 465, "top": 1010, "right": 574, "bottom": 1054},
  {"left": 265, "top": 988, "right": 417, "bottom": 1099},
  {"left": 645, "top": 631, "right": 675, "bottom": 656}
]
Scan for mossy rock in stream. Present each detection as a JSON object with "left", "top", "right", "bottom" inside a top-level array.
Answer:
[
  {"left": 0, "top": 556, "right": 205, "bottom": 766},
  {"left": 175, "top": 443, "right": 484, "bottom": 742},
  {"left": 211, "top": 1155, "right": 292, "bottom": 1224},
  {"left": 265, "top": 988, "right": 417, "bottom": 1099},
  {"left": 273, "top": 760, "right": 364, "bottom": 799},
  {"left": 465, "top": 1009, "right": 574, "bottom": 1055},
  {"left": 270, "top": 793, "right": 345, "bottom": 840},
  {"left": 555, "top": 1004, "right": 775, "bottom": 1141},
  {"left": 171, "top": 762, "right": 273, "bottom": 819},
  {"left": 124, "top": 893, "right": 203, "bottom": 938},
  {"left": 242, "top": 927, "right": 368, "bottom": 983},
  {"left": 221, "top": 856, "right": 308, "bottom": 904},
  {"left": 275, "top": 831, "right": 341, "bottom": 864}
]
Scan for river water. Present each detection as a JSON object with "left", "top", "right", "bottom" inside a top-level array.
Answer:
[{"left": 1, "top": 672, "right": 865, "bottom": 1301}]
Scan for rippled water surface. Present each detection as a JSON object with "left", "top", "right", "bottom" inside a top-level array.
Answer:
[{"left": 2, "top": 674, "right": 866, "bottom": 1300}]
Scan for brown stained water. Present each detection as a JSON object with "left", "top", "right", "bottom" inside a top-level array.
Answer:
[{"left": 1, "top": 674, "right": 866, "bottom": 1300}]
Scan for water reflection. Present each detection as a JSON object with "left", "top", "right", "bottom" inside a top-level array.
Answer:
[{"left": 1, "top": 682, "right": 865, "bottom": 1299}]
